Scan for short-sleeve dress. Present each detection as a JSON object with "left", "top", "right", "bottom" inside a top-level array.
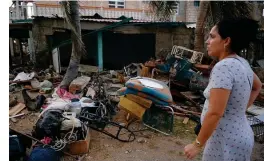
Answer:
[{"left": 201, "top": 56, "right": 254, "bottom": 161}]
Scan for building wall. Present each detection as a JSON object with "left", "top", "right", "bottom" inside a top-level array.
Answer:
[
  {"left": 185, "top": 1, "right": 199, "bottom": 23},
  {"left": 112, "top": 25, "right": 194, "bottom": 58},
  {"left": 156, "top": 27, "right": 194, "bottom": 58},
  {"left": 32, "top": 18, "right": 194, "bottom": 67},
  {"left": 80, "top": 1, "right": 148, "bottom": 10},
  {"left": 34, "top": 1, "right": 199, "bottom": 22},
  {"left": 176, "top": 1, "right": 186, "bottom": 22},
  {"left": 35, "top": 1, "right": 145, "bottom": 10}
]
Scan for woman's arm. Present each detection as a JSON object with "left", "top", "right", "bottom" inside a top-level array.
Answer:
[
  {"left": 196, "top": 88, "right": 231, "bottom": 146},
  {"left": 247, "top": 73, "right": 262, "bottom": 108}
]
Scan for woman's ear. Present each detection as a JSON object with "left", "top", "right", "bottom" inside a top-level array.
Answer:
[{"left": 224, "top": 37, "right": 231, "bottom": 47}]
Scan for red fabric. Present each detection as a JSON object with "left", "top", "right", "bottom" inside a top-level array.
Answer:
[
  {"left": 41, "top": 137, "right": 52, "bottom": 145},
  {"left": 56, "top": 88, "right": 80, "bottom": 100}
]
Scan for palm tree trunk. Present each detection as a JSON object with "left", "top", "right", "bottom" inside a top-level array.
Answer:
[
  {"left": 194, "top": 1, "right": 210, "bottom": 52},
  {"left": 60, "top": 1, "right": 83, "bottom": 87}
]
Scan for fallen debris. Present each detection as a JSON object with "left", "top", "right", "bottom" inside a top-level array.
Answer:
[
  {"left": 69, "top": 76, "right": 91, "bottom": 94},
  {"left": 9, "top": 44, "right": 264, "bottom": 160}
]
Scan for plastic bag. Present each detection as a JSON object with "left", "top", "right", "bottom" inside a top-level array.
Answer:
[{"left": 33, "top": 110, "right": 63, "bottom": 140}]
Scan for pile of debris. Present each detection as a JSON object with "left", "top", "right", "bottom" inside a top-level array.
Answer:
[
  {"left": 9, "top": 45, "right": 264, "bottom": 161},
  {"left": 9, "top": 67, "right": 136, "bottom": 161},
  {"left": 120, "top": 45, "right": 264, "bottom": 141}
]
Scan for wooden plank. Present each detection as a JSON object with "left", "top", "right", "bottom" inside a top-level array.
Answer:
[
  {"left": 180, "top": 91, "right": 201, "bottom": 107},
  {"left": 9, "top": 103, "right": 26, "bottom": 116},
  {"left": 194, "top": 64, "right": 210, "bottom": 70},
  {"left": 125, "top": 94, "right": 152, "bottom": 108},
  {"left": 118, "top": 96, "right": 146, "bottom": 119},
  {"left": 180, "top": 91, "right": 201, "bottom": 99}
]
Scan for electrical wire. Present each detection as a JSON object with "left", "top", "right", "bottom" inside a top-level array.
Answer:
[{"left": 51, "top": 116, "right": 77, "bottom": 151}]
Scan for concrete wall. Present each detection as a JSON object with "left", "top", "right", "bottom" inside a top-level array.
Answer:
[
  {"left": 98, "top": 24, "right": 194, "bottom": 58},
  {"left": 79, "top": 1, "right": 146, "bottom": 10},
  {"left": 32, "top": 18, "right": 194, "bottom": 66},
  {"left": 176, "top": 1, "right": 186, "bottom": 22},
  {"left": 185, "top": 1, "right": 199, "bottom": 23},
  {"left": 155, "top": 27, "right": 194, "bottom": 58},
  {"left": 34, "top": 1, "right": 198, "bottom": 22},
  {"left": 35, "top": 1, "right": 144, "bottom": 10}
]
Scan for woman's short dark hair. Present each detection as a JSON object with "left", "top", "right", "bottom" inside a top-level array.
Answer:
[{"left": 216, "top": 18, "right": 259, "bottom": 54}]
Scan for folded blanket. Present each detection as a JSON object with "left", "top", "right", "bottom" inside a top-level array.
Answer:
[
  {"left": 124, "top": 77, "right": 173, "bottom": 103},
  {"left": 117, "top": 87, "right": 170, "bottom": 106}
]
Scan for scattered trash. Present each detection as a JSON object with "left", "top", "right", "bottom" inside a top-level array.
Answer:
[
  {"left": 9, "top": 45, "right": 264, "bottom": 158},
  {"left": 39, "top": 80, "right": 53, "bottom": 88},
  {"left": 13, "top": 72, "right": 37, "bottom": 82}
]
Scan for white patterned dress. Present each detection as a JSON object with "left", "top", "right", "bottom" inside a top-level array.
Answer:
[{"left": 201, "top": 56, "right": 254, "bottom": 161}]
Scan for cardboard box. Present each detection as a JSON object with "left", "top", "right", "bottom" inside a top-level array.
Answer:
[{"left": 64, "top": 127, "right": 91, "bottom": 155}]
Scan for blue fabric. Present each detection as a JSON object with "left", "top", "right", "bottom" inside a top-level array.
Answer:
[
  {"left": 28, "top": 146, "right": 60, "bottom": 161},
  {"left": 125, "top": 77, "right": 173, "bottom": 103},
  {"left": 118, "top": 87, "right": 170, "bottom": 106}
]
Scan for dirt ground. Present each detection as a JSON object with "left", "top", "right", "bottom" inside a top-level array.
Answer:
[{"left": 9, "top": 91, "right": 264, "bottom": 161}]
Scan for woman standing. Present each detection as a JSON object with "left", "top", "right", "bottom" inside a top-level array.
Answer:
[{"left": 184, "top": 18, "right": 262, "bottom": 161}]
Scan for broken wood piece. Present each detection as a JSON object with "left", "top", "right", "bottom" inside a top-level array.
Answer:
[
  {"left": 118, "top": 96, "right": 146, "bottom": 119},
  {"left": 10, "top": 118, "right": 17, "bottom": 123},
  {"left": 170, "top": 105, "right": 201, "bottom": 116},
  {"left": 9, "top": 102, "right": 26, "bottom": 116},
  {"left": 125, "top": 94, "right": 152, "bottom": 108},
  {"left": 112, "top": 109, "right": 130, "bottom": 127},
  {"left": 180, "top": 91, "right": 201, "bottom": 108},
  {"left": 140, "top": 64, "right": 151, "bottom": 77},
  {"left": 126, "top": 113, "right": 130, "bottom": 121},
  {"left": 194, "top": 64, "right": 211, "bottom": 70},
  {"left": 183, "top": 117, "right": 189, "bottom": 124},
  {"left": 9, "top": 113, "right": 25, "bottom": 119},
  {"left": 173, "top": 112, "right": 189, "bottom": 117},
  {"left": 180, "top": 91, "right": 201, "bottom": 100}
]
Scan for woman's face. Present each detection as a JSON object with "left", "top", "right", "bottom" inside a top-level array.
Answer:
[{"left": 205, "top": 26, "right": 226, "bottom": 58}]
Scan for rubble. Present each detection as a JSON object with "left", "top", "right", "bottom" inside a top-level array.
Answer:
[
  {"left": 9, "top": 45, "right": 264, "bottom": 160},
  {"left": 69, "top": 76, "right": 91, "bottom": 94}
]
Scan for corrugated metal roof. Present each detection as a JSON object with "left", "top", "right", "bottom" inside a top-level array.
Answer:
[
  {"left": 81, "top": 18, "right": 121, "bottom": 23},
  {"left": 81, "top": 18, "right": 183, "bottom": 23},
  {"left": 32, "top": 16, "right": 196, "bottom": 29},
  {"left": 186, "top": 23, "right": 196, "bottom": 28},
  {"left": 33, "top": 16, "right": 185, "bottom": 23}
]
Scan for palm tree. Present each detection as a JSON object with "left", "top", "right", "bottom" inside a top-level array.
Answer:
[
  {"left": 148, "top": 1, "right": 179, "bottom": 21},
  {"left": 149, "top": 1, "right": 253, "bottom": 53},
  {"left": 193, "top": 1, "right": 210, "bottom": 52},
  {"left": 197, "top": 1, "right": 253, "bottom": 53},
  {"left": 60, "top": 1, "right": 86, "bottom": 87}
]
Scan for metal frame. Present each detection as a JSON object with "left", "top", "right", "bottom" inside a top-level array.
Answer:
[{"left": 170, "top": 45, "right": 204, "bottom": 64}]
